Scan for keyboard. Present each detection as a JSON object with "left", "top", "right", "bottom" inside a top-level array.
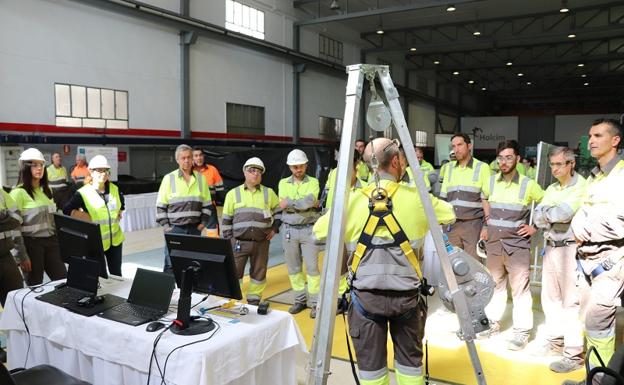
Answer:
[
  {"left": 41, "top": 287, "right": 90, "bottom": 304},
  {"left": 112, "top": 302, "right": 161, "bottom": 319}
]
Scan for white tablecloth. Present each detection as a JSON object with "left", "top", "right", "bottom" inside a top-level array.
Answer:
[
  {"left": 0, "top": 279, "right": 307, "bottom": 385},
  {"left": 120, "top": 192, "right": 159, "bottom": 232}
]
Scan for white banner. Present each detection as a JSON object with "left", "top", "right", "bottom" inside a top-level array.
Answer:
[
  {"left": 461, "top": 116, "right": 518, "bottom": 149},
  {"left": 78, "top": 146, "right": 118, "bottom": 182}
]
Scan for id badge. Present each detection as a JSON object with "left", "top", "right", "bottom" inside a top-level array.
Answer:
[
  {"left": 107, "top": 199, "right": 118, "bottom": 211},
  {"left": 263, "top": 209, "right": 271, "bottom": 219}
]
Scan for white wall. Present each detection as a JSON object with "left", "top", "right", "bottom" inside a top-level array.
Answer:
[
  {"left": 555, "top": 114, "right": 620, "bottom": 147},
  {"left": 299, "top": 70, "right": 346, "bottom": 139},
  {"left": 408, "top": 101, "right": 436, "bottom": 147},
  {"left": 0, "top": 0, "right": 180, "bottom": 130}
]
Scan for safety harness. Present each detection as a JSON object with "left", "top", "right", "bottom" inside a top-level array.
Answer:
[{"left": 349, "top": 182, "right": 423, "bottom": 282}]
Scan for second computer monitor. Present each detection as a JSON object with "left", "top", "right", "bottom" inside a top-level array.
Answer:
[
  {"left": 165, "top": 234, "right": 242, "bottom": 300},
  {"left": 53, "top": 213, "right": 108, "bottom": 278}
]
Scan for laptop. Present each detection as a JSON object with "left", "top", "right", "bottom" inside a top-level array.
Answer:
[
  {"left": 97, "top": 268, "right": 175, "bottom": 326},
  {"left": 36, "top": 257, "right": 125, "bottom": 317}
]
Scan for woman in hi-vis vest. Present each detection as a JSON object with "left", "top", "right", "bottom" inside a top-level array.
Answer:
[
  {"left": 63, "top": 155, "right": 125, "bottom": 276},
  {"left": 10, "top": 148, "right": 67, "bottom": 285}
]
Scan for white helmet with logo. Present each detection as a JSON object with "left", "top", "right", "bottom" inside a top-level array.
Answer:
[
  {"left": 286, "top": 149, "right": 308, "bottom": 166},
  {"left": 19, "top": 148, "right": 46, "bottom": 164},
  {"left": 243, "top": 157, "right": 265, "bottom": 174},
  {"left": 476, "top": 239, "right": 487, "bottom": 259},
  {"left": 88, "top": 155, "right": 111, "bottom": 169}
]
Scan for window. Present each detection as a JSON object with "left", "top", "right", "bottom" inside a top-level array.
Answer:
[
  {"left": 226, "top": 103, "right": 265, "bottom": 135},
  {"left": 225, "top": 0, "right": 265, "bottom": 40},
  {"left": 319, "top": 34, "right": 343, "bottom": 63},
  {"left": 55, "top": 83, "right": 128, "bottom": 129},
  {"left": 319, "top": 116, "right": 342, "bottom": 141}
]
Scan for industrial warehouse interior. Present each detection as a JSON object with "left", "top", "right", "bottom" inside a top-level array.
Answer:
[{"left": 1, "top": 1, "right": 623, "bottom": 385}]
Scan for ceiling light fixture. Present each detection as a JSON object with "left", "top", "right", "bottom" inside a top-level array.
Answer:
[
  {"left": 526, "top": 81, "right": 532, "bottom": 85},
  {"left": 584, "top": 82, "right": 589, "bottom": 86},
  {"left": 473, "top": 30, "right": 481, "bottom": 36},
  {"left": 453, "top": 71, "right": 459, "bottom": 75},
  {"left": 577, "top": 63, "right": 585, "bottom": 67},
  {"left": 506, "top": 61, "right": 513, "bottom": 66},
  {"left": 559, "top": 0, "right": 570, "bottom": 13},
  {"left": 481, "top": 87, "right": 487, "bottom": 91},
  {"left": 329, "top": 0, "right": 340, "bottom": 11},
  {"left": 517, "top": 73, "right": 524, "bottom": 77},
  {"left": 434, "top": 60, "right": 440, "bottom": 65},
  {"left": 376, "top": 28, "right": 384, "bottom": 35},
  {"left": 446, "top": 5, "right": 456, "bottom": 12},
  {"left": 581, "top": 74, "right": 587, "bottom": 78},
  {"left": 568, "top": 33, "right": 576, "bottom": 38},
  {"left": 409, "top": 47, "right": 417, "bottom": 52},
  {"left": 468, "top": 80, "right": 475, "bottom": 84}
]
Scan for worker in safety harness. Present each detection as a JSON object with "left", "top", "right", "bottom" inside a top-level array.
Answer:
[
  {"left": 313, "top": 137, "right": 455, "bottom": 385},
  {"left": 564, "top": 118, "right": 624, "bottom": 385}
]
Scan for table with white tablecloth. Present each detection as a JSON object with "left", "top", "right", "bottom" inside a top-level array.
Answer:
[
  {"left": 119, "top": 192, "right": 159, "bottom": 232},
  {"left": 0, "top": 278, "right": 307, "bottom": 385}
]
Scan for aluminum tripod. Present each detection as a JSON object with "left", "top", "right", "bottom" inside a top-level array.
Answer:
[{"left": 305, "top": 64, "right": 488, "bottom": 385}]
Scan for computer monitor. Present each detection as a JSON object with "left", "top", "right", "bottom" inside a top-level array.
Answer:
[
  {"left": 53, "top": 213, "right": 108, "bottom": 279},
  {"left": 165, "top": 233, "right": 243, "bottom": 336}
]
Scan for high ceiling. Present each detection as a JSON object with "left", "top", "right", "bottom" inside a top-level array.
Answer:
[{"left": 294, "top": 0, "right": 624, "bottom": 113}]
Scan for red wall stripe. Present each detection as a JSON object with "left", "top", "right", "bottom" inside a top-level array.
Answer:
[{"left": 0, "top": 122, "right": 335, "bottom": 144}]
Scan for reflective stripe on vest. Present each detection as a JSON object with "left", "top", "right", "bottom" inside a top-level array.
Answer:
[
  {"left": 0, "top": 229, "right": 21, "bottom": 240},
  {"left": 351, "top": 183, "right": 423, "bottom": 282},
  {"left": 79, "top": 184, "right": 124, "bottom": 251}
]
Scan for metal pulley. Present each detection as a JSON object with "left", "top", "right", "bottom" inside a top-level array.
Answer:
[{"left": 366, "top": 95, "right": 391, "bottom": 132}]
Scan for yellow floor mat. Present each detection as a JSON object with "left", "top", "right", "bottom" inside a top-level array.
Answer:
[{"left": 242, "top": 263, "right": 586, "bottom": 385}]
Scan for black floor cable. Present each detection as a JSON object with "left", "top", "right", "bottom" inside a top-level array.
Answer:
[
  {"left": 342, "top": 308, "right": 360, "bottom": 385},
  {"left": 11, "top": 282, "right": 54, "bottom": 368}
]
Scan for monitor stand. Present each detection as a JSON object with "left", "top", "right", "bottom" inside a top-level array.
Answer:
[{"left": 171, "top": 263, "right": 216, "bottom": 336}]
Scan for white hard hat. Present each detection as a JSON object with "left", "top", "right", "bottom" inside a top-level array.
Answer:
[
  {"left": 287, "top": 149, "right": 308, "bottom": 166},
  {"left": 243, "top": 157, "right": 265, "bottom": 174},
  {"left": 19, "top": 148, "right": 46, "bottom": 164},
  {"left": 88, "top": 155, "right": 111, "bottom": 169},
  {"left": 476, "top": 239, "right": 487, "bottom": 259}
]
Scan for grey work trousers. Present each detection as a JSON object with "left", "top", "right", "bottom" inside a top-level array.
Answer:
[
  {"left": 445, "top": 217, "right": 482, "bottom": 261},
  {"left": 348, "top": 289, "right": 426, "bottom": 379},
  {"left": 485, "top": 245, "right": 533, "bottom": 333},
  {"left": 541, "top": 244, "right": 583, "bottom": 361},
  {"left": 281, "top": 223, "right": 320, "bottom": 305}
]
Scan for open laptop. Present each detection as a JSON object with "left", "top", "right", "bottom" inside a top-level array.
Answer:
[
  {"left": 97, "top": 268, "right": 175, "bottom": 326},
  {"left": 36, "top": 257, "right": 125, "bottom": 317}
]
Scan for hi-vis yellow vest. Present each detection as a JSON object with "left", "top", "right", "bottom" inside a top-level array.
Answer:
[{"left": 79, "top": 183, "right": 124, "bottom": 251}]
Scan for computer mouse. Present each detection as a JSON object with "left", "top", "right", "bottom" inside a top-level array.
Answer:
[{"left": 146, "top": 321, "right": 166, "bottom": 332}]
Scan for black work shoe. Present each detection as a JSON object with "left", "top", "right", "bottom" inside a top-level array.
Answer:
[
  {"left": 288, "top": 302, "right": 307, "bottom": 314},
  {"left": 550, "top": 358, "right": 583, "bottom": 373},
  {"left": 310, "top": 307, "right": 317, "bottom": 319}
]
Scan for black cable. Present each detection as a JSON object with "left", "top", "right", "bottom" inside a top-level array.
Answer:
[
  {"left": 159, "top": 318, "right": 220, "bottom": 385},
  {"left": 423, "top": 294, "right": 429, "bottom": 385},
  {"left": 11, "top": 281, "right": 54, "bottom": 368},
  {"left": 146, "top": 323, "right": 173, "bottom": 385}
]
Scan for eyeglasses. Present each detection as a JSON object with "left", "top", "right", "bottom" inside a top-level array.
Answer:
[
  {"left": 549, "top": 161, "right": 572, "bottom": 168},
  {"left": 92, "top": 168, "right": 110, "bottom": 174},
  {"left": 496, "top": 155, "right": 516, "bottom": 163},
  {"left": 245, "top": 167, "right": 262, "bottom": 175},
  {"left": 25, "top": 162, "right": 44, "bottom": 169}
]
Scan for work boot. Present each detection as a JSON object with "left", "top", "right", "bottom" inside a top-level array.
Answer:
[
  {"left": 310, "top": 306, "right": 317, "bottom": 319},
  {"left": 531, "top": 342, "right": 563, "bottom": 357},
  {"left": 476, "top": 321, "right": 500, "bottom": 339},
  {"left": 550, "top": 358, "right": 583, "bottom": 373},
  {"left": 288, "top": 302, "right": 307, "bottom": 314},
  {"left": 247, "top": 299, "right": 260, "bottom": 306},
  {"left": 508, "top": 332, "right": 529, "bottom": 351}
]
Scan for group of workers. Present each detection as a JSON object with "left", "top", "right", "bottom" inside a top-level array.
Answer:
[{"left": 1, "top": 117, "right": 623, "bottom": 385}]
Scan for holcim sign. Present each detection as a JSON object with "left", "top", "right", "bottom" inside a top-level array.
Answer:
[{"left": 461, "top": 116, "right": 519, "bottom": 150}]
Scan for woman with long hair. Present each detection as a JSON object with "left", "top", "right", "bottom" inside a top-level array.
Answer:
[
  {"left": 63, "top": 155, "right": 125, "bottom": 276},
  {"left": 10, "top": 148, "right": 66, "bottom": 285}
]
